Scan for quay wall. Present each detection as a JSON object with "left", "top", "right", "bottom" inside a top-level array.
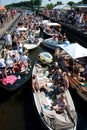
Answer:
[{"left": 0, "top": 13, "right": 22, "bottom": 55}]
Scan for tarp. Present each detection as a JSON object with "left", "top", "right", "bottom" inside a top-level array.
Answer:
[
  {"left": 0, "top": 6, "right": 6, "bottom": 11},
  {"left": 59, "top": 43, "right": 87, "bottom": 59},
  {"left": 53, "top": 5, "right": 72, "bottom": 10}
]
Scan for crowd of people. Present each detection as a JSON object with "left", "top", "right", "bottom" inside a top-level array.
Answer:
[
  {"left": 0, "top": 9, "right": 18, "bottom": 28},
  {"left": 42, "top": 7, "right": 87, "bottom": 31}
]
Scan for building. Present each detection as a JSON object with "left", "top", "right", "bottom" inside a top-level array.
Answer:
[{"left": 83, "top": 0, "right": 87, "bottom": 4}]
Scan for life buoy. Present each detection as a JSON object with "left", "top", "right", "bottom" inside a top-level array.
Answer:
[{"left": 38, "top": 52, "right": 53, "bottom": 64}]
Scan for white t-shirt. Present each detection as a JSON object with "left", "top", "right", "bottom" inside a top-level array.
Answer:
[
  {"left": 0, "top": 58, "right": 6, "bottom": 68},
  {"left": 6, "top": 58, "right": 13, "bottom": 68}
]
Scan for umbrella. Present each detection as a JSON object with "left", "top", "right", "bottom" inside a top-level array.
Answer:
[
  {"left": 59, "top": 43, "right": 87, "bottom": 59},
  {"left": 0, "top": 5, "right": 6, "bottom": 11}
]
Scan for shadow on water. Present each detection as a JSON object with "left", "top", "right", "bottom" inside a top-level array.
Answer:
[
  {"left": 0, "top": 88, "right": 14, "bottom": 103},
  {"left": 13, "top": 77, "right": 46, "bottom": 130},
  {"left": 0, "top": 39, "right": 87, "bottom": 130}
]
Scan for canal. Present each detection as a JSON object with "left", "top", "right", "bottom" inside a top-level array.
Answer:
[{"left": 0, "top": 44, "right": 87, "bottom": 130}]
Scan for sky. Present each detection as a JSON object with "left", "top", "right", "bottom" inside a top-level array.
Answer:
[{"left": 0, "top": 0, "right": 81, "bottom": 6}]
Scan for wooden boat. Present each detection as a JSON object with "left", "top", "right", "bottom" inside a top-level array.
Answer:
[
  {"left": 32, "top": 52, "right": 77, "bottom": 130},
  {"left": 67, "top": 74, "right": 87, "bottom": 102},
  {"left": 43, "top": 22, "right": 61, "bottom": 38},
  {"left": 56, "top": 43, "right": 87, "bottom": 102},
  {"left": 41, "top": 37, "right": 70, "bottom": 51},
  {"left": 23, "top": 38, "right": 43, "bottom": 50},
  {"left": 0, "top": 49, "right": 32, "bottom": 91}
]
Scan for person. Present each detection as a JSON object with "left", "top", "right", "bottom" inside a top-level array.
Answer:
[
  {"left": 0, "top": 14, "right": 4, "bottom": 28},
  {"left": 0, "top": 55, "right": 7, "bottom": 78},
  {"left": 16, "top": 40, "right": 23, "bottom": 54},
  {"left": 51, "top": 92, "right": 67, "bottom": 113},
  {"left": 63, "top": 72, "right": 69, "bottom": 90},
  {"left": 6, "top": 56, "right": 14, "bottom": 74},
  {"left": 29, "top": 31, "right": 36, "bottom": 43},
  {"left": 58, "top": 72, "right": 69, "bottom": 92},
  {"left": 83, "top": 64, "right": 87, "bottom": 76},
  {"left": 58, "top": 32, "right": 63, "bottom": 44},
  {"left": 19, "top": 51, "right": 28, "bottom": 70},
  {"left": 15, "top": 26, "right": 20, "bottom": 38},
  {"left": 12, "top": 53, "right": 21, "bottom": 73},
  {"left": 52, "top": 67, "right": 63, "bottom": 86},
  {"left": 63, "top": 33, "right": 70, "bottom": 44},
  {"left": 74, "top": 72, "right": 85, "bottom": 82},
  {"left": 52, "top": 33, "right": 58, "bottom": 42},
  {"left": 73, "top": 63, "right": 85, "bottom": 81},
  {"left": 32, "top": 75, "right": 52, "bottom": 93},
  {"left": 54, "top": 48, "right": 61, "bottom": 63},
  {"left": 3, "top": 31, "right": 12, "bottom": 49}
]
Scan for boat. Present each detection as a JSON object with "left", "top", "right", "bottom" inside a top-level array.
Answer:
[
  {"left": 32, "top": 52, "right": 77, "bottom": 130},
  {"left": 56, "top": 43, "right": 87, "bottom": 102},
  {"left": 23, "top": 38, "right": 43, "bottom": 50},
  {"left": 14, "top": 26, "right": 29, "bottom": 43},
  {"left": 43, "top": 22, "right": 61, "bottom": 38},
  {"left": 41, "top": 37, "right": 70, "bottom": 51},
  {"left": 0, "top": 49, "right": 32, "bottom": 91}
]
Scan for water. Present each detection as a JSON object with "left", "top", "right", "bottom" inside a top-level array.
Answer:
[
  {"left": 0, "top": 44, "right": 87, "bottom": 130},
  {"left": 0, "top": 29, "right": 87, "bottom": 130}
]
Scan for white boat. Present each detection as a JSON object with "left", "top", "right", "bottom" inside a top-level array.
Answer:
[
  {"left": 32, "top": 52, "right": 77, "bottom": 130},
  {"left": 43, "top": 22, "right": 61, "bottom": 38},
  {"left": 23, "top": 38, "right": 43, "bottom": 50},
  {"left": 41, "top": 37, "right": 70, "bottom": 51}
]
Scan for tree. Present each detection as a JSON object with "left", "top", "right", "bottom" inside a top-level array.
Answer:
[
  {"left": 83, "top": 0, "right": 87, "bottom": 4},
  {"left": 34, "top": 0, "right": 42, "bottom": 9},
  {"left": 77, "top": 1, "right": 83, "bottom": 4},
  {"left": 46, "top": 3, "right": 54, "bottom": 10},
  {"left": 67, "top": 1, "right": 75, "bottom": 6},
  {"left": 56, "top": 1, "right": 62, "bottom": 5}
]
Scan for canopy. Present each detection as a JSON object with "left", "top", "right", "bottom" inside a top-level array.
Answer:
[
  {"left": 59, "top": 43, "right": 87, "bottom": 59},
  {"left": 53, "top": 5, "right": 72, "bottom": 10},
  {"left": 45, "top": 22, "right": 61, "bottom": 27},
  {"left": 0, "top": 6, "right": 6, "bottom": 11},
  {"left": 42, "top": 20, "right": 50, "bottom": 24}
]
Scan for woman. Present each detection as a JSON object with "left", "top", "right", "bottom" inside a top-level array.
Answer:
[
  {"left": 16, "top": 40, "right": 23, "bottom": 54},
  {"left": 52, "top": 33, "right": 58, "bottom": 42},
  {"left": 51, "top": 92, "right": 67, "bottom": 113},
  {"left": 32, "top": 75, "right": 52, "bottom": 93},
  {"left": 54, "top": 48, "right": 61, "bottom": 64}
]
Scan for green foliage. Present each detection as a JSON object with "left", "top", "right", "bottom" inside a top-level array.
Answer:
[
  {"left": 77, "top": 1, "right": 83, "bottom": 4},
  {"left": 67, "top": 1, "right": 75, "bottom": 6},
  {"left": 56, "top": 1, "right": 62, "bottom": 5},
  {"left": 5, "top": 0, "right": 42, "bottom": 9},
  {"left": 46, "top": 3, "right": 54, "bottom": 10}
]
